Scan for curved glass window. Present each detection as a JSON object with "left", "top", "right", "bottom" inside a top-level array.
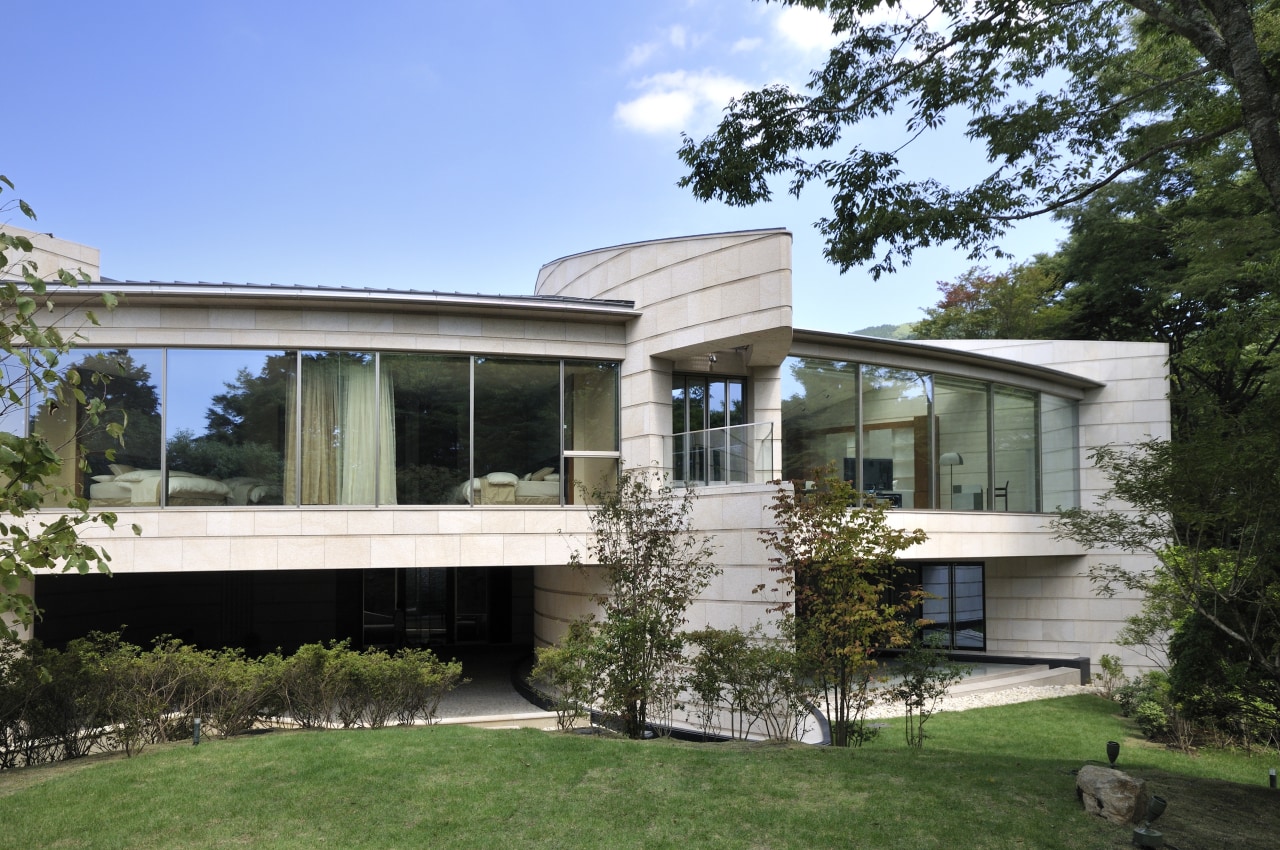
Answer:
[
  {"left": 862, "top": 367, "right": 932, "bottom": 509},
  {"left": 782, "top": 356, "right": 1077, "bottom": 512}
]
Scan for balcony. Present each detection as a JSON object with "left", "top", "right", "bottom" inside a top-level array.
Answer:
[{"left": 669, "top": 422, "right": 775, "bottom": 487}]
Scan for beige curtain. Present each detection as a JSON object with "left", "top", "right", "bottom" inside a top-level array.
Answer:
[
  {"left": 338, "top": 364, "right": 397, "bottom": 505},
  {"left": 285, "top": 355, "right": 396, "bottom": 505}
]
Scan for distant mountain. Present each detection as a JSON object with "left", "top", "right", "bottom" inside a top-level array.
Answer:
[{"left": 851, "top": 322, "right": 917, "bottom": 340}]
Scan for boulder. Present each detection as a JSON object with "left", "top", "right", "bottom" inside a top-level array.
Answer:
[{"left": 1076, "top": 765, "right": 1149, "bottom": 825}]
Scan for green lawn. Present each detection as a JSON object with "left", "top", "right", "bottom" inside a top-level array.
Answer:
[{"left": 1, "top": 695, "right": 1275, "bottom": 849}]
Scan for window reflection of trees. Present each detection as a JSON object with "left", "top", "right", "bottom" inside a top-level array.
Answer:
[
  {"left": 40, "top": 348, "right": 618, "bottom": 508},
  {"left": 169, "top": 351, "right": 291, "bottom": 483}
]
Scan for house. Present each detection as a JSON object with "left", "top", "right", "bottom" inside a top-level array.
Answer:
[{"left": 7, "top": 227, "right": 1167, "bottom": 672}]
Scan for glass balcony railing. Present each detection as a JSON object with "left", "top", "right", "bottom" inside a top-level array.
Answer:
[{"left": 669, "top": 422, "right": 775, "bottom": 487}]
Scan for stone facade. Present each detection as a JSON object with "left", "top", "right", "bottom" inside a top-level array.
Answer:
[{"left": 16, "top": 228, "right": 1168, "bottom": 671}]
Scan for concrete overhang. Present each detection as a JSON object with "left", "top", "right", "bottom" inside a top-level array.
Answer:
[
  {"left": 791, "top": 330, "right": 1106, "bottom": 399},
  {"left": 44, "top": 282, "right": 641, "bottom": 325}
]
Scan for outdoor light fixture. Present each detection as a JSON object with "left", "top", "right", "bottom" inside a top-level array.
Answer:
[
  {"left": 939, "top": 452, "right": 963, "bottom": 509},
  {"left": 1107, "top": 740, "right": 1120, "bottom": 768},
  {"left": 1132, "top": 794, "right": 1167, "bottom": 848}
]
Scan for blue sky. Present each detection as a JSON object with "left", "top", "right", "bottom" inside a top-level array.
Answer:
[{"left": 5, "top": 1, "right": 1065, "bottom": 331}]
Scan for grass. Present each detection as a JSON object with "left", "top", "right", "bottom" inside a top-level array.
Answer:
[{"left": 1, "top": 695, "right": 1276, "bottom": 849}]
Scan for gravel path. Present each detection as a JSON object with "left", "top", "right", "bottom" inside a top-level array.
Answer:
[{"left": 864, "top": 684, "right": 1101, "bottom": 719}]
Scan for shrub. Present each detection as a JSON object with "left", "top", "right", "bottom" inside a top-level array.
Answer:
[
  {"left": 278, "top": 641, "right": 351, "bottom": 729},
  {"left": 201, "top": 649, "right": 280, "bottom": 738},
  {"left": 1114, "top": 670, "right": 1170, "bottom": 717},
  {"left": 1134, "top": 700, "right": 1171, "bottom": 738},
  {"left": 0, "top": 636, "right": 464, "bottom": 768},
  {"left": 387, "top": 648, "right": 464, "bottom": 725},
  {"left": 1095, "top": 653, "right": 1125, "bottom": 700},
  {"left": 683, "top": 625, "right": 811, "bottom": 741},
  {"left": 532, "top": 621, "right": 601, "bottom": 732}
]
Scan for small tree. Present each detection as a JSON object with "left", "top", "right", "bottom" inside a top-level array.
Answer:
[
  {"left": 1, "top": 175, "right": 138, "bottom": 636},
  {"left": 889, "top": 633, "right": 972, "bottom": 748},
  {"left": 760, "top": 475, "right": 927, "bottom": 747},
  {"left": 567, "top": 467, "right": 718, "bottom": 739}
]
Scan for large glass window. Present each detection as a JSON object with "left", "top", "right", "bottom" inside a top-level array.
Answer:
[
  {"left": 168, "top": 349, "right": 291, "bottom": 507},
  {"left": 383, "top": 354, "right": 470, "bottom": 506},
  {"left": 779, "top": 359, "right": 858, "bottom": 482},
  {"left": 34, "top": 349, "right": 164, "bottom": 506},
  {"left": 472, "top": 358, "right": 560, "bottom": 504},
  {"left": 673, "top": 373, "right": 748, "bottom": 484},
  {"left": 935, "top": 377, "right": 990, "bottom": 511},
  {"left": 861, "top": 367, "right": 932, "bottom": 509},
  {"left": 565, "top": 361, "right": 620, "bottom": 504},
  {"left": 993, "top": 387, "right": 1038, "bottom": 512},
  {"left": 1041, "top": 393, "right": 1079, "bottom": 510},
  {"left": 781, "top": 356, "right": 1080, "bottom": 512},
  {"left": 287, "top": 351, "right": 394, "bottom": 506}
]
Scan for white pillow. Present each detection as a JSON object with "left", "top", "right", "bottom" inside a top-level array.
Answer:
[
  {"left": 544, "top": 473, "right": 560, "bottom": 482},
  {"left": 529, "top": 466, "right": 556, "bottom": 481},
  {"left": 91, "top": 474, "right": 115, "bottom": 483},
  {"left": 108, "top": 463, "right": 136, "bottom": 476},
  {"left": 114, "top": 469, "right": 162, "bottom": 483},
  {"left": 486, "top": 471, "right": 519, "bottom": 486}
]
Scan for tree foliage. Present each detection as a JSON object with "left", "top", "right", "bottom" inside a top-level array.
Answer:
[
  {"left": 0, "top": 176, "right": 138, "bottom": 637},
  {"left": 567, "top": 467, "right": 719, "bottom": 739},
  {"left": 1052, "top": 418, "right": 1280, "bottom": 706},
  {"left": 911, "top": 261, "right": 1067, "bottom": 340},
  {"left": 679, "top": 0, "right": 1280, "bottom": 275},
  {"left": 759, "top": 475, "right": 926, "bottom": 746}
]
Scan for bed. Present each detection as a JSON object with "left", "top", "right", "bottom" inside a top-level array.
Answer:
[
  {"left": 455, "top": 469, "right": 561, "bottom": 505},
  {"left": 88, "top": 467, "right": 282, "bottom": 507}
]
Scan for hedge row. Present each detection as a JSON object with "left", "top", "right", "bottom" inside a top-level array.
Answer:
[{"left": 0, "top": 634, "right": 464, "bottom": 769}]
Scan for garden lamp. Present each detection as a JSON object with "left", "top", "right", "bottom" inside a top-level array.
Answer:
[{"left": 1132, "top": 794, "right": 1167, "bottom": 848}]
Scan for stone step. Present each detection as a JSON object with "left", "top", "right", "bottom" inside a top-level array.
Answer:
[{"left": 949, "top": 664, "right": 1082, "bottom": 695}]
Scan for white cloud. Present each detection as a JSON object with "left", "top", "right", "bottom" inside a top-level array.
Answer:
[
  {"left": 623, "top": 41, "right": 661, "bottom": 70},
  {"left": 668, "top": 25, "right": 688, "bottom": 49},
  {"left": 615, "top": 70, "right": 748, "bottom": 135},
  {"left": 731, "top": 36, "right": 763, "bottom": 53},
  {"left": 774, "top": 6, "right": 839, "bottom": 52}
]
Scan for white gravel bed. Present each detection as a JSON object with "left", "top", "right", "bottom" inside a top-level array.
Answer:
[{"left": 864, "top": 684, "right": 1101, "bottom": 719}]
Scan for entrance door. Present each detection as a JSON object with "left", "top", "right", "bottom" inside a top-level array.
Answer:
[{"left": 454, "top": 568, "right": 489, "bottom": 643}]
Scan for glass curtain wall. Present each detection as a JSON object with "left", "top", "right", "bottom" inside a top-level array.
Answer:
[
  {"left": 934, "top": 376, "right": 990, "bottom": 511},
  {"left": 992, "top": 387, "right": 1038, "bottom": 512},
  {"left": 1040, "top": 393, "right": 1079, "bottom": 510},
  {"left": 565, "top": 361, "right": 620, "bottom": 503},
  {"left": 26, "top": 348, "right": 618, "bottom": 509},
  {"left": 168, "top": 349, "right": 291, "bottom": 507},
  {"left": 779, "top": 359, "right": 859, "bottom": 482},
  {"left": 780, "top": 356, "right": 1079, "bottom": 512},
  {"left": 472, "top": 358, "right": 560, "bottom": 504},
  {"left": 861, "top": 367, "right": 932, "bottom": 508},
  {"left": 382, "top": 354, "right": 470, "bottom": 506}
]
